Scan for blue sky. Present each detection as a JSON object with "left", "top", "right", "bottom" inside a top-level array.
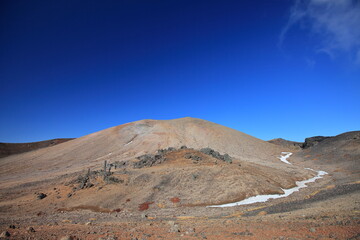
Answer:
[{"left": 1, "top": 0, "right": 359, "bottom": 143}]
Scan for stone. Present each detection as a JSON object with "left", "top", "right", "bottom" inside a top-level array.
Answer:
[
  {"left": 184, "top": 153, "right": 202, "bottom": 162},
  {"left": 27, "top": 226, "right": 36, "bottom": 232},
  {"left": 169, "top": 224, "right": 180, "bottom": 233},
  {"left": 185, "top": 228, "right": 195, "bottom": 234},
  {"left": 60, "top": 236, "right": 73, "bottom": 240},
  {"left": 329, "top": 233, "right": 336, "bottom": 238},
  {"left": 200, "top": 148, "right": 232, "bottom": 163},
  {"left": 0, "top": 231, "right": 10, "bottom": 237},
  {"left": 233, "top": 230, "right": 253, "bottom": 236},
  {"left": 309, "top": 227, "right": 316, "bottom": 233},
  {"left": 37, "top": 193, "right": 47, "bottom": 199}
]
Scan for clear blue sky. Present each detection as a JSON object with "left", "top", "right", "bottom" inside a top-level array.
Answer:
[{"left": 1, "top": 0, "right": 359, "bottom": 143}]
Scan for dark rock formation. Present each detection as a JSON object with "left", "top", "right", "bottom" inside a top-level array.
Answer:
[
  {"left": 302, "top": 136, "right": 330, "bottom": 149},
  {"left": 200, "top": 148, "right": 232, "bottom": 163},
  {"left": 36, "top": 193, "right": 47, "bottom": 200}
]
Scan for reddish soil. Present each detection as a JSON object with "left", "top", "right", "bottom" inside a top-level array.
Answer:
[
  {"left": 139, "top": 202, "right": 154, "bottom": 211},
  {"left": 170, "top": 197, "right": 180, "bottom": 203}
]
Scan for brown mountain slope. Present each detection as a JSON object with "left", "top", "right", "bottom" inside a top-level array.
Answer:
[
  {"left": 292, "top": 131, "right": 360, "bottom": 184},
  {"left": 0, "top": 117, "right": 312, "bottom": 210},
  {"left": 268, "top": 138, "right": 303, "bottom": 151},
  {"left": 0, "top": 138, "right": 75, "bottom": 158}
]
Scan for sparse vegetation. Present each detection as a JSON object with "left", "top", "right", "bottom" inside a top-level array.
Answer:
[
  {"left": 67, "top": 161, "right": 124, "bottom": 192},
  {"left": 134, "top": 147, "right": 178, "bottom": 168},
  {"left": 134, "top": 146, "right": 233, "bottom": 168},
  {"left": 100, "top": 160, "right": 124, "bottom": 184},
  {"left": 184, "top": 153, "right": 202, "bottom": 163},
  {"left": 200, "top": 147, "right": 232, "bottom": 163},
  {"left": 106, "top": 176, "right": 123, "bottom": 184}
]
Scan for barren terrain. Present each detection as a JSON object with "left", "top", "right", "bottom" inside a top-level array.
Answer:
[{"left": 0, "top": 118, "right": 358, "bottom": 239}]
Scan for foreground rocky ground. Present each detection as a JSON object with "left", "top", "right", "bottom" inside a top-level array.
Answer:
[
  {"left": 0, "top": 202, "right": 359, "bottom": 240},
  {"left": 0, "top": 165, "right": 359, "bottom": 240}
]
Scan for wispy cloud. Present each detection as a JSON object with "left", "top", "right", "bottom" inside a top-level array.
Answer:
[{"left": 280, "top": 0, "right": 360, "bottom": 65}]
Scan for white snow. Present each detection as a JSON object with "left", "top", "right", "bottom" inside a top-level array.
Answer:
[
  {"left": 124, "top": 140, "right": 133, "bottom": 146},
  {"left": 278, "top": 152, "right": 292, "bottom": 164},
  {"left": 207, "top": 152, "right": 328, "bottom": 208}
]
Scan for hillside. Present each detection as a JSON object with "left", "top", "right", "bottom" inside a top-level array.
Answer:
[
  {"left": 0, "top": 138, "right": 74, "bottom": 158},
  {"left": 0, "top": 117, "right": 312, "bottom": 210},
  {"left": 293, "top": 131, "right": 360, "bottom": 184},
  {"left": 268, "top": 138, "right": 303, "bottom": 151},
  {"left": 0, "top": 119, "right": 358, "bottom": 240}
]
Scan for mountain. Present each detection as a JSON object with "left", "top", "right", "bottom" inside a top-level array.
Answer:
[
  {"left": 0, "top": 138, "right": 75, "bottom": 158},
  {"left": 267, "top": 138, "right": 303, "bottom": 150},
  {"left": 0, "top": 117, "right": 311, "bottom": 209},
  {"left": 293, "top": 131, "right": 360, "bottom": 184}
]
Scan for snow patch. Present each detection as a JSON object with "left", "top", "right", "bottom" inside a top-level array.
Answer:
[
  {"left": 278, "top": 152, "right": 292, "bottom": 164},
  {"left": 207, "top": 152, "right": 328, "bottom": 208}
]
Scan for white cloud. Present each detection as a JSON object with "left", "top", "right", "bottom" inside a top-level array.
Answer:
[{"left": 280, "top": 0, "right": 360, "bottom": 65}]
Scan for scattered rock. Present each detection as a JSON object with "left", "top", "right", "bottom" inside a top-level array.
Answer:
[
  {"left": 329, "top": 233, "right": 336, "bottom": 238},
  {"left": 0, "top": 231, "right": 10, "bottom": 238},
  {"left": 141, "top": 213, "right": 148, "bottom": 218},
  {"left": 200, "top": 232, "right": 207, "bottom": 239},
  {"left": 184, "top": 153, "right": 202, "bottom": 162},
  {"left": 37, "top": 211, "right": 45, "bottom": 216},
  {"left": 192, "top": 173, "right": 199, "bottom": 180},
  {"left": 185, "top": 228, "right": 195, "bottom": 234},
  {"left": 309, "top": 227, "right": 316, "bottom": 233},
  {"left": 9, "top": 225, "right": 16, "bottom": 229},
  {"left": 37, "top": 192, "right": 47, "bottom": 200},
  {"left": 98, "top": 236, "right": 117, "bottom": 240},
  {"left": 134, "top": 154, "right": 167, "bottom": 168},
  {"left": 106, "top": 176, "right": 123, "bottom": 184},
  {"left": 27, "top": 226, "right": 36, "bottom": 233},
  {"left": 169, "top": 224, "right": 180, "bottom": 233},
  {"left": 200, "top": 148, "right": 232, "bottom": 163},
  {"left": 60, "top": 236, "right": 74, "bottom": 240},
  {"left": 233, "top": 230, "right": 253, "bottom": 236},
  {"left": 67, "top": 193, "right": 72, "bottom": 198}
]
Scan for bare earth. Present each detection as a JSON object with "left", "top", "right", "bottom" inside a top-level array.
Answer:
[{"left": 0, "top": 118, "right": 359, "bottom": 239}]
